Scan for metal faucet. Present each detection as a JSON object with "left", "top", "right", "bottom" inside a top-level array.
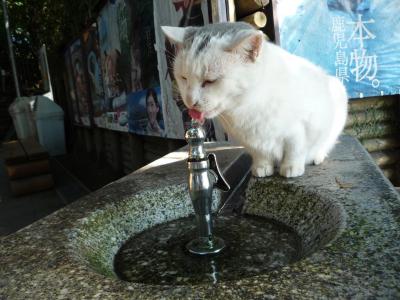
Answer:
[{"left": 185, "top": 120, "right": 230, "bottom": 255}]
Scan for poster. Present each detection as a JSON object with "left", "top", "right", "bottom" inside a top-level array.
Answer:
[
  {"left": 128, "top": 0, "right": 160, "bottom": 89},
  {"left": 97, "top": 0, "right": 161, "bottom": 132},
  {"left": 69, "top": 39, "right": 92, "bottom": 126},
  {"left": 64, "top": 0, "right": 231, "bottom": 139},
  {"left": 275, "top": 0, "right": 400, "bottom": 98},
  {"left": 128, "top": 87, "right": 165, "bottom": 137},
  {"left": 153, "top": 0, "right": 227, "bottom": 140},
  {"left": 97, "top": 0, "right": 129, "bottom": 131},
  {"left": 82, "top": 23, "right": 106, "bottom": 127},
  {"left": 64, "top": 51, "right": 81, "bottom": 125}
]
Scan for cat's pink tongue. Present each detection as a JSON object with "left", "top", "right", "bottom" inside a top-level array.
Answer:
[{"left": 188, "top": 109, "right": 205, "bottom": 123}]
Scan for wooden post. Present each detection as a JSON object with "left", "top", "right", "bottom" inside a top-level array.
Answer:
[
  {"left": 345, "top": 109, "right": 396, "bottom": 128},
  {"left": 371, "top": 150, "right": 400, "bottom": 168},
  {"left": 235, "top": 0, "right": 269, "bottom": 17},
  {"left": 239, "top": 11, "right": 267, "bottom": 28},
  {"left": 344, "top": 122, "right": 397, "bottom": 140},
  {"left": 349, "top": 96, "right": 397, "bottom": 113},
  {"left": 362, "top": 138, "right": 400, "bottom": 152},
  {"left": 210, "top": 0, "right": 227, "bottom": 23},
  {"left": 227, "top": 0, "right": 236, "bottom": 22}
]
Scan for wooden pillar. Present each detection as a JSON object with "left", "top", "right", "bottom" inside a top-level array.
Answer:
[
  {"left": 239, "top": 11, "right": 267, "bottom": 28},
  {"left": 235, "top": 0, "right": 269, "bottom": 17}
]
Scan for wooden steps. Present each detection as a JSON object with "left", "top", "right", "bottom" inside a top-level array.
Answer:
[{"left": 3, "top": 138, "right": 54, "bottom": 195}]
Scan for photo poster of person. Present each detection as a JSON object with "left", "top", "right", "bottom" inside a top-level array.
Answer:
[
  {"left": 63, "top": 50, "right": 81, "bottom": 125},
  {"left": 82, "top": 23, "right": 106, "bottom": 128},
  {"left": 69, "top": 38, "right": 92, "bottom": 126},
  {"left": 129, "top": 0, "right": 160, "bottom": 89},
  {"left": 275, "top": 0, "right": 400, "bottom": 99},
  {"left": 153, "top": 0, "right": 227, "bottom": 141},
  {"left": 127, "top": 87, "right": 165, "bottom": 137},
  {"left": 97, "top": 0, "right": 129, "bottom": 132}
]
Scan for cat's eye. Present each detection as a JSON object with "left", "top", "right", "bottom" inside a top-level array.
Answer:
[
  {"left": 181, "top": 76, "right": 187, "bottom": 81},
  {"left": 202, "top": 79, "right": 217, "bottom": 87}
]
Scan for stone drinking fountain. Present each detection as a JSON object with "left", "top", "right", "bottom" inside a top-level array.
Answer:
[{"left": 1, "top": 131, "right": 399, "bottom": 298}]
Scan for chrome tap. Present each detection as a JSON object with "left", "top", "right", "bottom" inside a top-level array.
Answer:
[{"left": 185, "top": 120, "right": 230, "bottom": 255}]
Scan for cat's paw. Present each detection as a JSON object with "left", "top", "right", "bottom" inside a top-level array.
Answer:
[
  {"left": 313, "top": 153, "right": 326, "bottom": 165},
  {"left": 252, "top": 165, "right": 274, "bottom": 177},
  {"left": 279, "top": 163, "right": 305, "bottom": 178}
]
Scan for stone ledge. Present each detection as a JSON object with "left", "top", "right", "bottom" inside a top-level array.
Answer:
[{"left": 0, "top": 136, "right": 399, "bottom": 299}]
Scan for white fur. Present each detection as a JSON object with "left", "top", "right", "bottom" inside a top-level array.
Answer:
[{"left": 163, "top": 24, "right": 348, "bottom": 178}]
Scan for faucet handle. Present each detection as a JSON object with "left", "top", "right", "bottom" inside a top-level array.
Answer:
[{"left": 208, "top": 153, "right": 230, "bottom": 192}]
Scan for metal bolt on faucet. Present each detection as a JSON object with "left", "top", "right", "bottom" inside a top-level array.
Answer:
[{"left": 185, "top": 120, "right": 230, "bottom": 255}]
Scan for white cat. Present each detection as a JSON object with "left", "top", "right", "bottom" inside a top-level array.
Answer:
[{"left": 162, "top": 22, "right": 348, "bottom": 178}]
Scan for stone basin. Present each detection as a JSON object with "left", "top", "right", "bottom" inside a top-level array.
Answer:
[
  {"left": 1, "top": 136, "right": 400, "bottom": 299},
  {"left": 69, "top": 151, "right": 345, "bottom": 285}
]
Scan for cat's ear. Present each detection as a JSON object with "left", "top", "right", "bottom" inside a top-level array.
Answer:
[
  {"left": 224, "top": 30, "right": 264, "bottom": 62},
  {"left": 161, "top": 26, "right": 186, "bottom": 46}
]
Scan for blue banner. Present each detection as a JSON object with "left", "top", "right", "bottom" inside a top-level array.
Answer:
[{"left": 276, "top": 0, "right": 400, "bottom": 98}]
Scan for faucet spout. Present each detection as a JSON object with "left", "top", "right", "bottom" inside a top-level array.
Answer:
[{"left": 185, "top": 121, "right": 230, "bottom": 255}]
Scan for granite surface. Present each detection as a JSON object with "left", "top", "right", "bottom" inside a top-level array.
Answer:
[{"left": 1, "top": 136, "right": 400, "bottom": 299}]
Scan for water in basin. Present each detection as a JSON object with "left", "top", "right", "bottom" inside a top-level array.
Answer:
[{"left": 114, "top": 214, "right": 301, "bottom": 285}]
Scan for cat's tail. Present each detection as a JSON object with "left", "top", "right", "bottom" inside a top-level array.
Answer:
[{"left": 314, "top": 77, "right": 348, "bottom": 164}]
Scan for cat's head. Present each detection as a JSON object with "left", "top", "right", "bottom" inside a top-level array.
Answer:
[{"left": 162, "top": 22, "right": 264, "bottom": 119}]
